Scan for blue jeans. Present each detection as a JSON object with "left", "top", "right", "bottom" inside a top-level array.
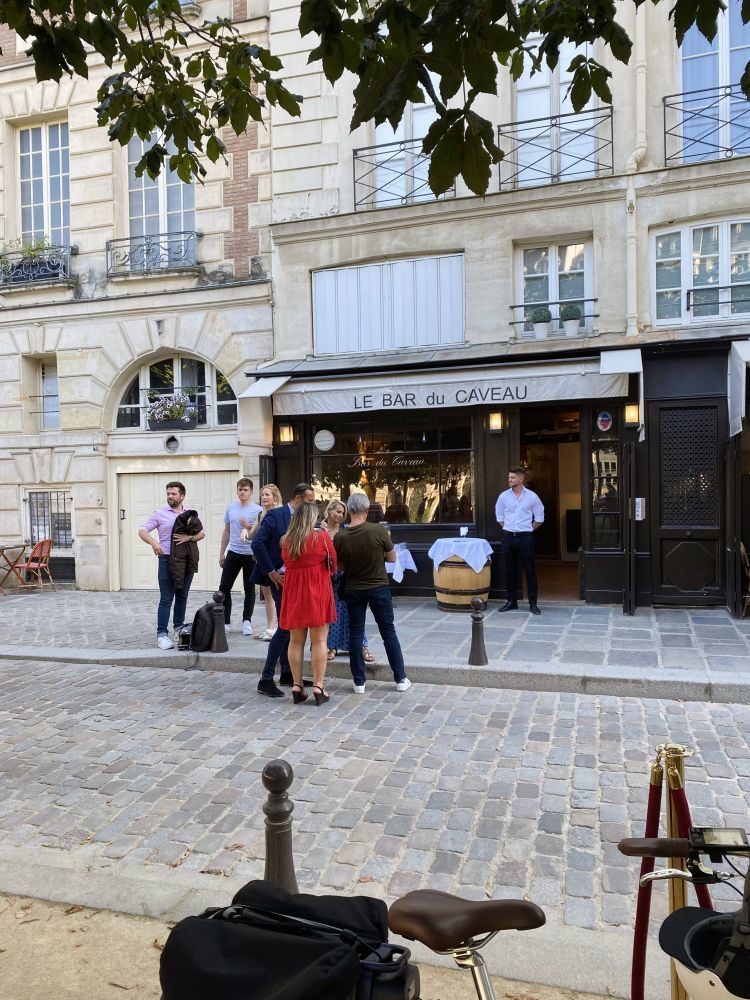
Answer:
[
  {"left": 345, "top": 586, "right": 405, "bottom": 686},
  {"left": 260, "top": 584, "right": 291, "bottom": 681},
  {"left": 157, "top": 555, "right": 193, "bottom": 636}
]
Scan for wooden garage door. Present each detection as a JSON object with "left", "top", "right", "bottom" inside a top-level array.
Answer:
[{"left": 119, "top": 471, "right": 237, "bottom": 591}]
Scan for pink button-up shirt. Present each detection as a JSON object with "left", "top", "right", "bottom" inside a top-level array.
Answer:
[{"left": 139, "top": 505, "right": 183, "bottom": 555}]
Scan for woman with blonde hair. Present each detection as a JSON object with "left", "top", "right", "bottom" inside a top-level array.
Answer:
[
  {"left": 279, "top": 500, "right": 336, "bottom": 705},
  {"left": 322, "top": 499, "right": 376, "bottom": 664},
  {"left": 241, "top": 483, "right": 282, "bottom": 639}
]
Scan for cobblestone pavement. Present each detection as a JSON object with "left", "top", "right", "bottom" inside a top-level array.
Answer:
[
  {"left": 2, "top": 589, "right": 750, "bottom": 701},
  {"left": 0, "top": 657, "right": 749, "bottom": 995}
]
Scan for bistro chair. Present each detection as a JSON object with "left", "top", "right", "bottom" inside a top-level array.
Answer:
[
  {"left": 741, "top": 543, "right": 750, "bottom": 619},
  {"left": 16, "top": 538, "right": 56, "bottom": 591}
]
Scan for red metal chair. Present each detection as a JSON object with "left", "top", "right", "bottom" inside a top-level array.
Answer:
[{"left": 16, "top": 539, "right": 56, "bottom": 590}]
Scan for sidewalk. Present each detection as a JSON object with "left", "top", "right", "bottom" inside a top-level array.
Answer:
[{"left": 1, "top": 589, "right": 749, "bottom": 703}]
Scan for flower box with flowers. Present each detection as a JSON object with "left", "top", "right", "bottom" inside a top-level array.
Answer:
[{"left": 146, "top": 392, "right": 198, "bottom": 431}]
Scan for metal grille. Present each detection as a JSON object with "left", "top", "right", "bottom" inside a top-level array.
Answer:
[
  {"left": 659, "top": 408, "right": 718, "bottom": 526},
  {"left": 106, "top": 232, "right": 198, "bottom": 276},
  {"left": 26, "top": 490, "right": 73, "bottom": 547},
  {"left": 353, "top": 139, "right": 455, "bottom": 209},
  {"left": 0, "top": 246, "right": 71, "bottom": 286},
  {"left": 663, "top": 85, "right": 750, "bottom": 166}
]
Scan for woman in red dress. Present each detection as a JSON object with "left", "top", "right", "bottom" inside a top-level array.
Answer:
[{"left": 280, "top": 501, "right": 337, "bottom": 705}]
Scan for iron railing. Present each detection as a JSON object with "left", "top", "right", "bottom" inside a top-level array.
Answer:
[
  {"left": 25, "top": 490, "right": 73, "bottom": 548},
  {"left": 353, "top": 138, "right": 454, "bottom": 209},
  {"left": 663, "top": 85, "right": 750, "bottom": 166},
  {"left": 0, "top": 246, "right": 72, "bottom": 286},
  {"left": 498, "top": 107, "right": 613, "bottom": 189},
  {"left": 106, "top": 231, "right": 199, "bottom": 276},
  {"left": 510, "top": 297, "right": 598, "bottom": 336},
  {"left": 686, "top": 282, "right": 750, "bottom": 316}
]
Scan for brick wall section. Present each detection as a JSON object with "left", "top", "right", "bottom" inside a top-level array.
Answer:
[
  {"left": 232, "top": 0, "right": 247, "bottom": 20},
  {"left": 0, "top": 24, "right": 20, "bottom": 68},
  {"left": 223, "top": 122, "right": 260, "bottom": 277}
]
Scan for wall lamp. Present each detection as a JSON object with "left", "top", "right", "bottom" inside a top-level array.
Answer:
[
  {"left": 488, "top": 411, "right": 505, "bottom": 433},
  {"left": 277, "top": 422, "right": 296, "bottom": 445},
  {"left": 624, "top": 404, "right": 640, "bottom": 426}
]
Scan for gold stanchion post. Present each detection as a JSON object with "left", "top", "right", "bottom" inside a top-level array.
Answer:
[{"left": 663, "top": 743, "right": 693, "bottom": 1000}]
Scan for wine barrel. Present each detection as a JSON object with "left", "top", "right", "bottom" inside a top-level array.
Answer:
[{"left": 433, "top": 556, "right": 491, "bottom": 612}]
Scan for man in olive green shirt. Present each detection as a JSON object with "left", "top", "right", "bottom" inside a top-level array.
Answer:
[{"left": 334, "top": 493, "right": 411, "bottom": 695}]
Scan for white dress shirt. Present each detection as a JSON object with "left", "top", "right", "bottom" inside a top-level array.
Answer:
[{"left": 495, "top": 486, "right": 545, "bottom": 532}]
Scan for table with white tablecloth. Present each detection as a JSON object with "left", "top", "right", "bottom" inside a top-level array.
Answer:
[
  {"left": 427, "top": 537, "right": 493, "bottom": 573},
  {"left": 427, "top": 537, "right": 493, "bottom": 611},
  {"left": 385, "top": 542, "right": 418, "bottom": 583}
]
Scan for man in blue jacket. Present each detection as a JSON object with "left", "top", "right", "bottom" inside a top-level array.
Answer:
[{"left": 251, "top": 482, "right": 316, "bottom": 697}]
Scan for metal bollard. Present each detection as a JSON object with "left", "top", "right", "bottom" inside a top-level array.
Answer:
[
  {"left": 468, "top": 597, "right": 488, "bottom": 666},
  {"left": 210, "top": 591, "right": 229, "bottom": 653},
  {"left": 262, "top": 759, "right": 298, "bottom": 893}
]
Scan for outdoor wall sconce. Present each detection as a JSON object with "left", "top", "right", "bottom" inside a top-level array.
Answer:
[
  {"left": 488, "top": 412, "right": 505, "bottom": 432},
  {"left": 624, "top": 404, "right": 640, "bottom": 426},
  {"left": 277, "top": 423, "right": 296, "bottom": 444}
]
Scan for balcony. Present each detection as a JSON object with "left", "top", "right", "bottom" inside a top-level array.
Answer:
[
  {"left": 663, "top": 85, "right": 750, "bottom": 166},
  {"left": 510, "top": 297, "right": 599, "bottom": 338},
  {"left": 353, "top": 138, "right": 455, "bottom": 210},
  {"left": 106, "top": 231, "right": 199, "bottom": 277},
  {"left": 0, "top": 246, "right": 73, "bottom": 287},
  {"left": 498, "top": 107, "right": 613, "bottom": 189},
  {"left": 686, "top": 282, "right": 750, "bottom": 319}
]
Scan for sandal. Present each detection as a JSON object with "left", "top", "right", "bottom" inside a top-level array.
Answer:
[
  {"left": 362, "top": 646, "right": 376, "bottom": 664},
  {"left": 327, "top": 649, "right": 337, "bottom": 661},
  {"left": 312, "top": 685, "right": 330, "bottom": 706},
  {"left": 292, "top": 684, "right": 308, "bottom": 705}
]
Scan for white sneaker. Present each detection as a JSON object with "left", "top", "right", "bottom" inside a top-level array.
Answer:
[
  {"left": 395, "top": 678, "right": 412, "bottom": 692},
  {"left": 224, "top": 623, "right": 232, "bottom": 632},
  {"left": 242, "top": 620, "right": 253, "bottom": 636},
  {"left": 157, "top": 634, "right": 174, "bottom": 650},
  {"left": 260, "top": 627, "right": 276, "bottom": 641},
  {"left": 353, "top": 684, "right": 366, "bottom": 694}
]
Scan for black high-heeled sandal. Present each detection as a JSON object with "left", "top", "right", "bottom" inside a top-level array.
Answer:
[
  {"left": 292, "top": 684, "right": 308, "bottom": 704},
  {"left": 312, "top": 685, "right": 330, "bottom": 706}
]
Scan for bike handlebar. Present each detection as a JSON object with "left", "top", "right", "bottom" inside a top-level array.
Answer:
[{"left": 618, "top": 837, "right": 690, "bottom": 858}]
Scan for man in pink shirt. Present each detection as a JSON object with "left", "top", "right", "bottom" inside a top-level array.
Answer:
[{"left": 138, "top": 481, "right": 205, "bottom": 649}]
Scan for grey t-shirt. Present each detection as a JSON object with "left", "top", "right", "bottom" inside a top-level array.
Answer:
[{"left": 225, "top": 501, "right": 262, "bottom": 556}]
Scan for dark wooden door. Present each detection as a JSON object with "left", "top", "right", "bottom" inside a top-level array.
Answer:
[
  {"left": 726, "top": 434, "right": 742, "bottom": 616},
  {"left": 649, "top": 399, "right": 726, "bottom": 605}
]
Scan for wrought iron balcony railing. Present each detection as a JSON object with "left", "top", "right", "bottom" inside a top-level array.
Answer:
[
  {"left": 106, "top": 231, "right": 199, "bottom": 276},
  {"left": 498, "top": 107, "right": 613, "bottom": 189},
  {"left": 353, "top": 138, "right": 455, "bottom": 209},
  {"left": 0, "top": 246, "right": 72, "bottom": 286},
  {"left": 663, "top": 85, "right": 750, "bottom": 166},
  {"left": 686, "top": 282, "right": 750, "bottom": 316},
  {"left": 510, "top": 297, "right": 599, "bottom": 336}
]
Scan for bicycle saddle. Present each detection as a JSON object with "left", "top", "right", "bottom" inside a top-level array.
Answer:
[{"left": 388, "top": 890, "right": 545, "bottom": 951}]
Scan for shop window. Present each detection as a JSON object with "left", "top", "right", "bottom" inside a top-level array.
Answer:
[
  {"left": 590, "top": 407, "right": 621, "bottom": 549},
  {"left": 653, "top": 218, "right": 750, "bottom": 324},
  {"left": 26, "top": 490, "right": 73, "bottom": 547},
  {"left": 518, "top": 241, "right": 593, "bottom": 334},
  {"left": 114, "top": 355, "right": 237, "bottom": 429},
  {"left": 309, "top": 415, "right": 473, "bottom": 524},
  {"left": 312, "top": 254, "right": 464, "bottom": 355}
]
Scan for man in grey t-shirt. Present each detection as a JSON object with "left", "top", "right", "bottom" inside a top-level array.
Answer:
[
  {"left": 334, "top": 493, "right": 411, "bottom": 695},
  {"left": 218, "top": 478, "right": 262, "bottom": 634}
]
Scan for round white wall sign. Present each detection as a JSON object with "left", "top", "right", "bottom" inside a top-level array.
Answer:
[{"left": 314, "top": 429, "right": 336, "bottom": 452}]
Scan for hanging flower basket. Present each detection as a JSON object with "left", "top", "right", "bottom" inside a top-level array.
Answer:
[{"left": 146, "top": 392, "right": 198, "bottom": 431}]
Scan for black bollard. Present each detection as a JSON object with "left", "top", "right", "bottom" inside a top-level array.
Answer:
[
  {"left": 468, "top": 597, "right": 488, "bottom": 666},
  {"left": 262, "top": 759, "right": 298, "bottom": 893},
  {"left": 210, "top": 591, "right": 229, "bottom": 653}
]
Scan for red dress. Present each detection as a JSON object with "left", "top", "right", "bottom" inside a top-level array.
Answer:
[{"left": 279, "top": 530, "right": 337, "bottom": 629}]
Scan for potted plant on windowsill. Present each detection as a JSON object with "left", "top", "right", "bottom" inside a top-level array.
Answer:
[
  {"left": 531, "top": 306, "right": 552, "bottom": 340},
  {"left": 0, "top": 237, "right": 70, "bottom": 285},
  {"left": 146, "top": 392, "right": 198, "bottom": 431},
  {"left": 560, "top": 302, "right": 582, "bottom": 337}
]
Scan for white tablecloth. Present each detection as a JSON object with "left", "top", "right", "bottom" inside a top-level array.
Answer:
[
  {"left": 385, "top": 543, "right": 418, "bottom": 583},
  {"left": 427, "top": 537, "right": 493, "bottom": 574}
]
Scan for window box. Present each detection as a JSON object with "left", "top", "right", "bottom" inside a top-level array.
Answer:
[{"left": 148, "top": 415, "right": 198, "bottom": 432}]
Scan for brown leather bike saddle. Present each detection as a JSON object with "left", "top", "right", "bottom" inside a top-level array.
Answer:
[{"left": 388, "top": 890, "right": 546, "bottom": 952}]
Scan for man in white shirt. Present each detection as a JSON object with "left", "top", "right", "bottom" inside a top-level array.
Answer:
[{"left": 495, "top": 466, "right": 545, "bottom": 615}]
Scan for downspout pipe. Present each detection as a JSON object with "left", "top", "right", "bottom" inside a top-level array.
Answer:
[{"left": 625, "top": 4, "right": 648, "bottom": 338}]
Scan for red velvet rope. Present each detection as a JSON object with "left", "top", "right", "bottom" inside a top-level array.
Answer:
[{"left": 630, "top": 776, "right": 663, "bottom": 1000}]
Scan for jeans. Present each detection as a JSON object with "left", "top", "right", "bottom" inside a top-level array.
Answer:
[
  {"left": 503, "top": 531, "right": 537, "bottom": 602},
  {"left": 218, "top": 550, "right": 257, "bottom": 624},
  {"left": 345, "top": 586, "right": 405, "bottom": 687},
  {"left": 157, "top": 554, "right": 193, "bottom": 636},
  {"left": 260, "top": 584, "right": 291, "bottom": 681}
]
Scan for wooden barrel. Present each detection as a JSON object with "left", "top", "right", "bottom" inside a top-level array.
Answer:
[{"left": 433, "top": 555, "right": 491, "bottom": 612}]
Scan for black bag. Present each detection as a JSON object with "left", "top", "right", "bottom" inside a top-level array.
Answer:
[
  {"left": 189, "top": 602, "right": 214, "bottom": 652},
  {"left": 159, "top": 880, "right": 419, "bottom": 1000}
]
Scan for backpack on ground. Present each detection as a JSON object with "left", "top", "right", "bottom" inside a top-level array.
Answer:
[{"left": 188, "top": 602, "right": 214, "bottom": 652}]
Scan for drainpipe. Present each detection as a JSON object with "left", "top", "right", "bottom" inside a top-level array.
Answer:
[{"left": 625, "top": 4, "right": 648, "bottom": 338}]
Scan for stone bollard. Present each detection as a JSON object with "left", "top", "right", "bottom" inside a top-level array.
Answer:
[
  {"left": 262, "top": 759, "right": 298, "bottom": 893},
  {"left": 468, "top": 597, "right": 488, "bottom": 666},
  {"left": 210, "top": 591, "right": 229, "bottom": 653}
]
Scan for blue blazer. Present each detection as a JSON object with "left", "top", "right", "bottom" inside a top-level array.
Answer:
[{"left": 250, "top": 505, "right": 292, "bottom": 586}]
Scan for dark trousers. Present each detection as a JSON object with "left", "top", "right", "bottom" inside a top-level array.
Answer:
[
  {"left": 218, "top": 550, "right": 256, "bottom": 624},
  {"left": 260, "top": 584, "right": 291, "bottom": 681},
  {"left": 503, "top": 531, "right": 538, "bottom": 603},
  {"left": 157, "top": 554, "right": 193, "bottom": 636},
  {"left": 345, "top": 586, "right": 405, "bottom": 687}
]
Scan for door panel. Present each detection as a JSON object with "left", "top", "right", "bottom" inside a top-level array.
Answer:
[
  {"left": 119, "top": 471, "right": 237, "bottom": 590},
  {"left": 649, "top": 399, "right": 726, "bottom": 604}
]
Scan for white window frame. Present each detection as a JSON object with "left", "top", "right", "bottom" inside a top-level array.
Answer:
[
  {"left": 127, "top": 135, "right": 195, "bottom": 239},
  {"left": 40, "top": 362, "right": 60, "bottom": 431},
  {"left": 115, "top": 355, "right": 237, "bottom": 430},
  {"left": 17, "top": 121, "right": 70, "bottom": 247},
  {"left": 652, "top": 216, "right": 750, "bottom": 326},
  {"left": 516, "top": 240, "right": 594, "bottom": 336}
]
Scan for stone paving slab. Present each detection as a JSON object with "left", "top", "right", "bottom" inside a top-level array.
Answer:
[{"left": 1, "top": 657, "right": 749, "bottom": 996}]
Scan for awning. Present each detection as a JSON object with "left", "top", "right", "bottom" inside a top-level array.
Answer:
[
  {"left": 729, "top": 341, "right": 750, "bottom": 436},
  {"left": 600, "top": 348, "right": 644, "bottom": 440},
  {"left": 271, "top": 359, "right": 628, "bottom": 416},
  {"left": 238, "top": 375, "right": 291, "bottom": 398}
]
